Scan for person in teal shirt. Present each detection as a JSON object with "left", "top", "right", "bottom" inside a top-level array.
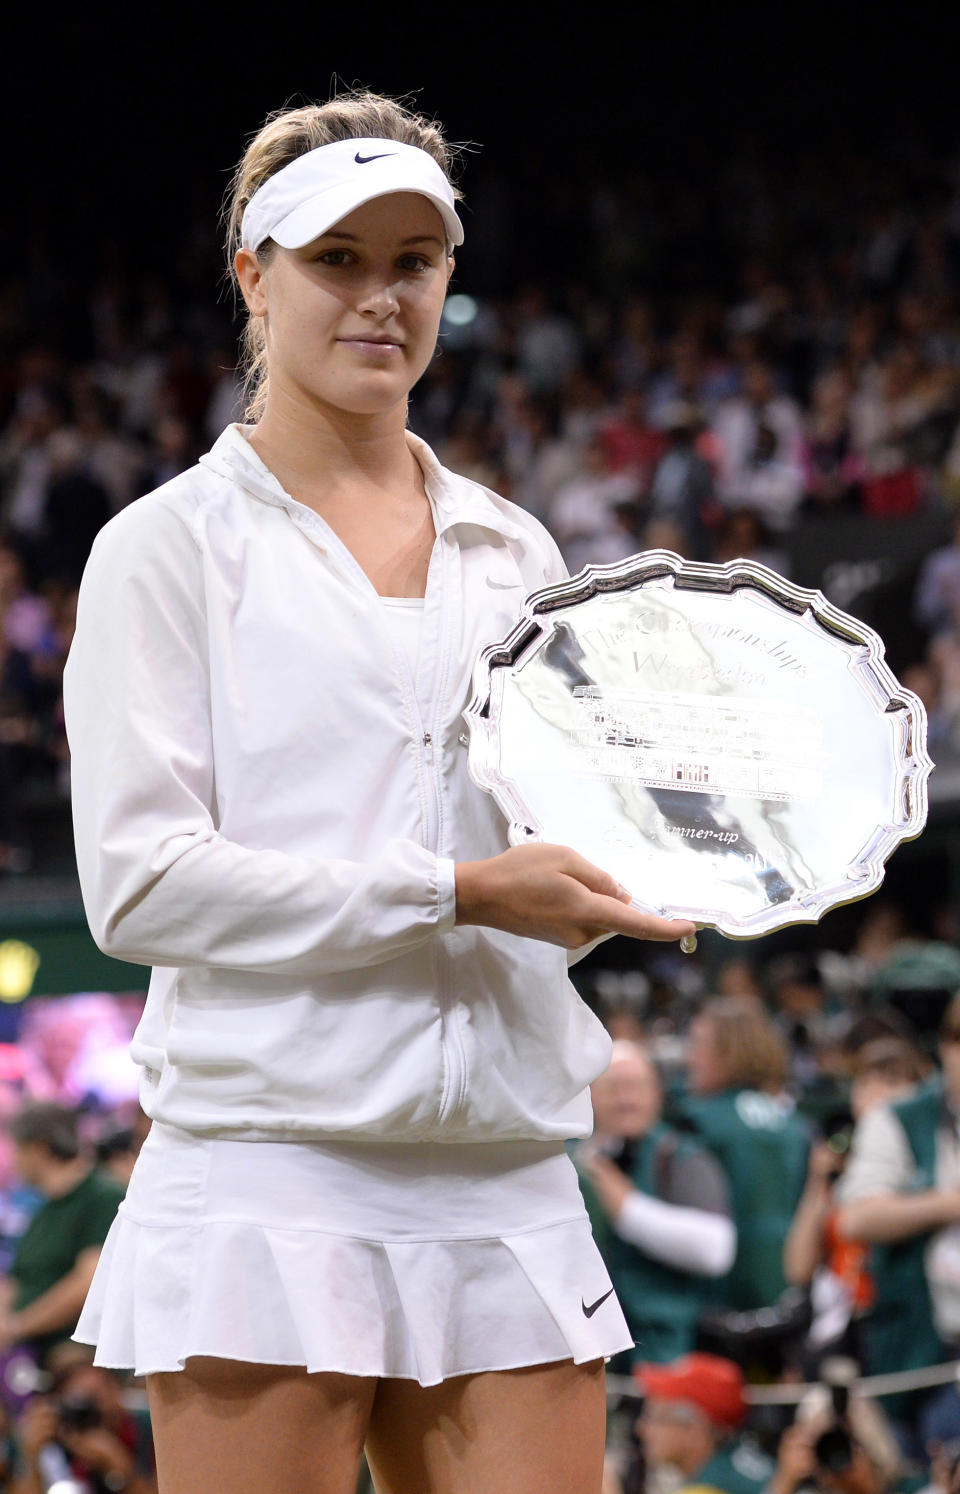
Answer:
[
  {"left": 674, "top": 997, "right": 810, "bottom": 1311},
  {"left": 573, "top": 1040, "right": 736, "bottom": 1365}
]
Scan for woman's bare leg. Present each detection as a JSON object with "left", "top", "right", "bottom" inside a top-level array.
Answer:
[
  {"left": 146, "top": 1356, "right": 378, "bottom": 1494},
  {"left": 364, "top": 1356, "right": 607, "bottom": 1494}
]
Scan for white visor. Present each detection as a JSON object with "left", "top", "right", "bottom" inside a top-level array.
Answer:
[{"left": 240, "top": 136, "right": 464, "bottom": 253}]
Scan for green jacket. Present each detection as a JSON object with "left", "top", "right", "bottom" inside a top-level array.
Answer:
[
  {"left": 683, "top": 1438, "right": 776, "bottom": 1494},
  {"left": 863, "top": 1075, "right": 946, "bottom": 1401},
  {"left": 673, "top": 1087, "right": 809, "bottom": 1310},
  {"left": 575, "top": 1122, "right": 718, "bottom": 1364}
]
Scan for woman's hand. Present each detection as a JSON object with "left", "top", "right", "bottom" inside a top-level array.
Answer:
[{"left": 454, "top": 844, "right": 696, "bottom": 950}]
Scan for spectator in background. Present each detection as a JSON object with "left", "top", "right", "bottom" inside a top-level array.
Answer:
[
  {"left": 71, "top": 385, "right": 143, "bottom": 515},
  {"left": 801, "top": 367, "right": 864, "bottom": 514},
  {"left": 713, "top": 360, "right": 805, "bottom": 529},
  {"left": 623, "top": 1354, "right": 774, "bottom": 1494},
  {"left": 836, "top": 994, "right": 960, "bottom": 1438},
  {"left": 766, "top": 953, "right": 837, "bottom": 1086},
  {"left": 550, "top": 432, "right": 642, "bottom": 573},
  {"left": 765, "top": 1384, "right": 903, "bottom": 1494},
  {"left": 710, "top": 508, "right": 790, "bottom": 577},
  {"left": 13, "top": 1344, "right": 156, "bottom": 1494},
  {"left": 0, "top": 539, "right": 49, "bottom": 658},
  {"left": 0, "top": 392, "right": 60, "bottom": 553},
  {"left": 597, "top": 386, "right": 665, "bottom": 483},
  {"left": 850, "top": 343, "right": 940, "bottom": 517},
  {"left": 675, "top": 998, "right": 810, "bottom": 1311},
  {"left": 783, "top": 1038, "right": 925, "bottom": 1359},
  {"left": 94, "top": 1127, "right": 140, "bottom": 1190},
  {"left": 38, "top": 432, "right": 110, "bottom": 587},
  {"left": 0, "top": 1104, "right": 123, "bottom": 1368},
  {"left": 135, "top": 414, "right": 193, "bottom": 497},
  {"left": 574, "top": 1040, "right": 736, "bottom": 1365},
  {"left": 499, "top": 394, "right": 579, "bottom": 523},
  {"left": 914, "top": 515, "right": 960, "bottom": 637},
  {"left": 514, "top": 284, "right": 581, "bottom": 394},
  {"left": 647, "top": 401, "right": 714, "bottom": 558}
]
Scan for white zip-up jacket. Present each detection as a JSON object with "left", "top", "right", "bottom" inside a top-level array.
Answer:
[{"left": 62, "top": 424, "right": 613, "bottom": 1143}]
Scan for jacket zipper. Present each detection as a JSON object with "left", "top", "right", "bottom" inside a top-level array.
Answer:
[
  {"left": 286, "top": 500, "right": 468, "bottom": 1125},
  {"left": 421, "top": 535, "right": 469, "bottom": 1124}
]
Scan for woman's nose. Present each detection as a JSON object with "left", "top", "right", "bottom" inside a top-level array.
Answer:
[{"left": 356, "top": 276, "right": 401, "bottom": 316}]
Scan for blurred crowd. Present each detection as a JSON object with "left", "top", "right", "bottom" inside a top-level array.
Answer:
[
  {"left": 580, "top": 927, "right": 960, "bottom": 1493},
  {"left": 5, "top": 142, "right": 960, "bottom": 869}
]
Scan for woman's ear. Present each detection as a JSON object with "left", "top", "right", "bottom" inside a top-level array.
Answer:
[
  {"left": 235, "top": 247, "right": 269, "bottom": 317},
  {"left": 446, "top": 255, "right": 456, "bottom": 283}
]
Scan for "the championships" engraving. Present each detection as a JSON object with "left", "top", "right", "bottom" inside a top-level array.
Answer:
[{"left": 567, "top": 687, "right": 825, "bottom": 802}]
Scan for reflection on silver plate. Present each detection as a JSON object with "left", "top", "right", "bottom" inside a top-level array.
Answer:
[{"left": 464, "top": 550, "right": 933, "bottom": 940}]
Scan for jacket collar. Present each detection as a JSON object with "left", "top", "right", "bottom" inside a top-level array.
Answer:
[{"left": 200, "top": 423, "right": 526, "bottom": 543}]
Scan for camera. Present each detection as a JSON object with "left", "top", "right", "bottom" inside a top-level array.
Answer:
[
  {"left": 57, "top": 1393, "right": 102, "bottom": 1435},
  {"left": 812, "top": 1359, "right": 858, "bottom": 1476}
]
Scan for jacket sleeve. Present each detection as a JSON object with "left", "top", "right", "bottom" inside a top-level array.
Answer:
[{"left": 62, "top": 497, "right": 456, "bottom": 976}]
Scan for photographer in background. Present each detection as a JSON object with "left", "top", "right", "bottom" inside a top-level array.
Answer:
[
  {"left": 784, "top": 1038, "right": 924, "bottom": 1362},
  {"left": 676, "top": 998, "right": 810, "bottom": 1313},
  {"left": 13, "top": 1346, "right": 155, "bottom": 1493},
  {"left": 836, "top": 996, "right": 960, "bottom": 1439},
  {"left": 574, "top": 1040, "right": 736, "bottom": 1364},
  {"left": 765, "top": 1364, "right": 902, "bottom": 1494}
]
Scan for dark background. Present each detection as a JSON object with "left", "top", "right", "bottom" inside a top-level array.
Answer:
[{"left": 8, "top": 4, "right": 960, "bottom": 282}]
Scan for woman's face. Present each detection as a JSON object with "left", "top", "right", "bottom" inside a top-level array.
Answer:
[{"left": 236, "top": 191, "right": 453, "bottom": 419}]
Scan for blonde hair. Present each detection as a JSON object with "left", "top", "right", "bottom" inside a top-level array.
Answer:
[
  {"left": 700, "top": 997, "right": 790, "bottom": 1092},
  {"left": 223, "top": 89, "right": 463, "bottom": 421}
]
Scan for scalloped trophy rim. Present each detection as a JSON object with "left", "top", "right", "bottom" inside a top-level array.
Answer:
[{"left": 463, "top": 549, "right": 934, "bottom": 941}]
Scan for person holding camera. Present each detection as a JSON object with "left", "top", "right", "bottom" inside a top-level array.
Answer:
[
  {"left": 574, "top": 1040, "right": 736, "bottom": 1366},
  {"left": 783, "top": 1038, "right": 924, "bottom": 1358},
  {"left": 764, "top": 1371, "right": 902, "bottom": 1494},
  {"left": 676, "top": 998, "right": 810, "bottom": 1313},
  {"left": 836, "top": 996, "right": 960, "bottom": 1436},
  {"left": 13, "top": 1348, "right": 155, "bottom": 1494}
]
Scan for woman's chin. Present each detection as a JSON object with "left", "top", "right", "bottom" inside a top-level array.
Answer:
[{"left": 306, "top": 379, "right": 411, "bottom": 419}]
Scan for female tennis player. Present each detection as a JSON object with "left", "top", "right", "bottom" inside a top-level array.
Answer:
[{"left": 62, "top": 90, "right": 695, "bottom": 1494}]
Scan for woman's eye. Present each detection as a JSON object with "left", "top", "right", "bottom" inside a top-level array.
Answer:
[
  {"left": 317, "top": 250, "right": 352, "bottom": 265},
  {"left": 398, "top": 255, "right": 431, "bottom": 273}
]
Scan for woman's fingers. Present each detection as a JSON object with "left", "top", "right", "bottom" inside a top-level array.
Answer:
[
  {"left": 557, "top": 849, "right": 695, "bottom": 943},
  {"left": 583, "top": 894, "right": 696, "bottom": 943},
  {"left": 454, "top": 843, "right": 697, "bottom": 947},
  {"left": 557, "top": 849, "right": 631, "bottom": 903}
]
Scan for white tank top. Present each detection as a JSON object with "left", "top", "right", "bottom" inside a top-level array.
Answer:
[{"left": 380, "top": 596, "right": 425, "bottom": 681}]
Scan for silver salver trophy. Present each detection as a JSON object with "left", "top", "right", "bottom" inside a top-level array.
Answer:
[{"left": 464, "top": 550, "right": 933, "bottom": 949}]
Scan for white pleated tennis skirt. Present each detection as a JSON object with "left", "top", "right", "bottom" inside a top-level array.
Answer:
[{"left": 74, "top": 1120, "right": 633, "bottom": 1386}]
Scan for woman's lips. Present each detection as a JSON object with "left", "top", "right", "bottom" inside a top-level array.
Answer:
[{"left": 338, "top": 337, "right": 404, "bottom": 356}]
